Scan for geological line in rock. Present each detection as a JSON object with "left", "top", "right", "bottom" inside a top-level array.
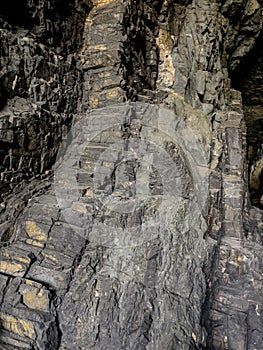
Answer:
[{"left": 0, "top": 0, "right": 263, "bottom": 349}]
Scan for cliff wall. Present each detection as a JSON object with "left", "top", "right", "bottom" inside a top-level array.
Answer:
[{"left": 0, "top": 1, "right": 263, "bottom": 349}]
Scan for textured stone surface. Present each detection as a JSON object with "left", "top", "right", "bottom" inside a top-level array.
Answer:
[
  {"left": 231, "top": 30, "right": 263, "bottom": 209},
  {"left": 0, "top": 0, "right": 263, "bottom": 349},
  {"left": 0, "top": 3, "right": 87, "bottom": 202},
  {"left": 55, "top": 103, "right": 211, "bottom": 349}
]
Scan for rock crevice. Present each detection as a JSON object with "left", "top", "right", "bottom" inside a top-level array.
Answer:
[{"left": 0, "top": 1, "right": 263, "bottom": 349}]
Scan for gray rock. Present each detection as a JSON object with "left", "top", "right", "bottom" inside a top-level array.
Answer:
[{"left": 0, "top": 0, "right": 263, "bottom": 349}]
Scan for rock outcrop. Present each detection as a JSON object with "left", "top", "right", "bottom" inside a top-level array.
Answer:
[{"left": 0, "top": 0, "right": 263, "bottom": 349}]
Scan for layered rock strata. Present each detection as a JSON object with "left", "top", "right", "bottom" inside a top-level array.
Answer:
[{"left": 0, "top": 0, "right": 262, "bottom": 349}]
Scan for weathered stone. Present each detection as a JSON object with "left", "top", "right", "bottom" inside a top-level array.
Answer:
[{"left": 0, "top": 0, "right": 263, "bottom": 349}]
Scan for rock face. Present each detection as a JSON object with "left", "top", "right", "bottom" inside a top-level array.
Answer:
[{"left": 0, "top": 0, "right": 262, "bottom": 349}]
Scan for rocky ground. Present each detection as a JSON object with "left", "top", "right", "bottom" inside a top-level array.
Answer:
[{"left": 0, "top": 0, "right": 263, "bottom": 349}]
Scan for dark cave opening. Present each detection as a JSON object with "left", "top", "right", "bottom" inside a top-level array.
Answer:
[
  {"left": 231, "top": 31, "right": 263, "bottom": 209},
  {"left": 0, "top": 0, "right": 32, "bottom": 28}
]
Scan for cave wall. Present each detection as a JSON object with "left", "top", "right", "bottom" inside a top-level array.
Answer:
[
  {"left": 0, "top": 0, "right": 93, "bottom": 240},
  {"left": 231, "top": 30, "right": 263, "bottom": 210},
  {"left": 0, "top": 0, "right": 262, "bottom": 349}
]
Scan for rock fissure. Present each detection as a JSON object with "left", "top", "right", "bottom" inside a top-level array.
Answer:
[{"left": 0, "top": 0, "right": 263, "bottom": 349}]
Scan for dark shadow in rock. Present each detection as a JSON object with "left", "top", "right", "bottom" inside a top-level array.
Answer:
[
  {"left": 230, "top": 31, "right": 263, "bottom": 209},
  {"left": 0, "top": 0, "right": 31, "bottom": 29}
]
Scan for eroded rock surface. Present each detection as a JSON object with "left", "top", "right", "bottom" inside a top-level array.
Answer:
[{"left": 0, "top": 0, "right": 263, "bottom": 349}]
